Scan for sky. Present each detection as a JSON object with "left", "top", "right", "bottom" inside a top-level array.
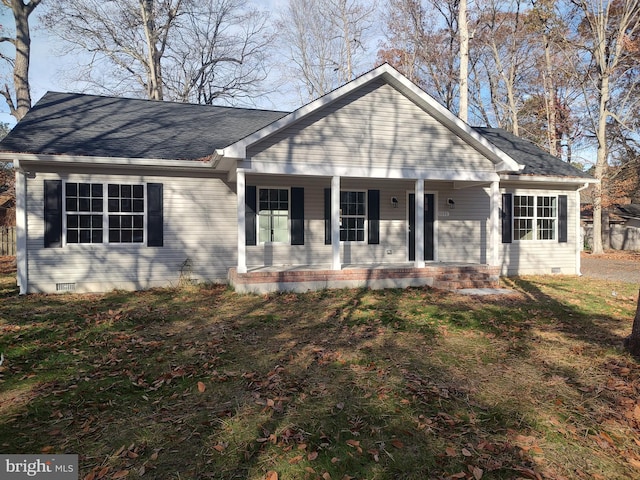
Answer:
[{"left": 0, "top": 0, "right": 297, "bottom": 128}]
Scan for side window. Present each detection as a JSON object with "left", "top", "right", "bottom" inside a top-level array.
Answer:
[
  {"left": 513, "top": 195, "right": 557, "bottom": 241},
  {"left": 65, "top": 182, "right": 104, "bottom": 244},
  {"left": 108, "top": 184, "right": 145, "bottom": 243},
  {"left": 340, "top": 191, "right": 366, "bottom": 242},
  {"left": 258, "top": 188, "right": 289, "bottom": 243}
]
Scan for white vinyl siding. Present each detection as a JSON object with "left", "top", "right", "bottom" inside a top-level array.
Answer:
[
  {"left": 25, "top": 170, "right": 237, "bottom": 293},
  {"left": 500, "top": 187, "right": 577, "bottom": 275},
  {"left": 247, "top": 80, "right": 496, "bottom": 175}
]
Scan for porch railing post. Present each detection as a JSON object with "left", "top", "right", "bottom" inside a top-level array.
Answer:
[
  {"left": 237, "top": 169, "right": 247, "bottom": 274},
  {"left": 489, "top": 180, "right": 500, "bottom": 267},
  {"left": 415, "top": 178, "right": 425, "bottom": 268},
  {"left": 331, "top": 175, "right": 341, "bottom": 270}
]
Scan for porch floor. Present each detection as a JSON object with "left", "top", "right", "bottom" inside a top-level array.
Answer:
[{"left": 229, "top": 263, "right": 500, "bottom": 294}]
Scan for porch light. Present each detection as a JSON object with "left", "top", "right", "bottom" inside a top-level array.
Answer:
[
  {"left": 391, "top": 196, "right": 399, "bottom": 208},
  {"left": 448, "top": 198, "right": 455, "bottom": 209}
]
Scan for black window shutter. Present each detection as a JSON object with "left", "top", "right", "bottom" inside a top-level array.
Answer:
[
  {"left": 502, "top": 193, "right": 513, "bottom": 244},
  {"left": 367, "top": 189, "right": 380, "bottom": 244},
  {"left": 291, "top": 187, "right": 304, "bottom": 245},
  {"left": 44, "top": 180, "right": 62, "bottom": 248},
  {"left": 324, "top": 188, "right": 331, "bottom": 245},
  {"left": 558, "top": 195, "right": 568, "bottom": 243},
  {"left": 147, "top": 183, "right": 163, "bottom": 247},
  {"left": 245, "top": 185, "right": 257, "bottom": 246}
]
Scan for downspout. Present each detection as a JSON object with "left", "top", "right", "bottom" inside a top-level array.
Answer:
[{"left": 576, "top": 182, "right": 590, "bottom": 276}]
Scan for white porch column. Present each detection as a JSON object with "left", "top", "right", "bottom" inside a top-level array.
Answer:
[
  {"left": 331, "top": 175, "right": 341, "bottom": 270},
  {"left": 15, "top": 169, "right": 27, "bottom": 294},
  {"left": 236, "top": 169, "right": 247, "bottom": 274},
  {"left": 415, "top": 178, "right": 425, "bottom": 268},
  {"left": 489, "top": 180, "right": 500, "bottom": 266}
]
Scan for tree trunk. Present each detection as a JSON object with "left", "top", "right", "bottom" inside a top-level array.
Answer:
[
  {"left": 592, "top": 72, "right": 609, "bottom": 255},
  {"left": 458, "top": 0, "right": 468, "bottom": 123},
  {"left": 543, "top": 33, "right": 558, "bottom": 157},
  {"left": 140, "top": 0, "right": 163, "bottom": 101},
  {"left": 623, "top": 288, "right": 640, "bottom": 357},
  {"left": 2, "top": 0, "right": 40, "bottom": 121}
]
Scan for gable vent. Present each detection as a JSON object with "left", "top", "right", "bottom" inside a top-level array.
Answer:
[{"left": 56, "top": 282, "right": 76, "bottom": 292}]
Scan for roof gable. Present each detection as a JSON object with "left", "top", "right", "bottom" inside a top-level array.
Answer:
[
  {"left": 223, "top": 64, "right": 523, "bottom": 173},
  {"left": 0, "top": 92, "right": 287, "bottom": 161}
]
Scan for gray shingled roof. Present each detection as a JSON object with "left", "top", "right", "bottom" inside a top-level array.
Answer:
[
  {"left": 0, "top": 92, "right": 288, "bottom": 160},
  {"left": 473, "top": 127, "right": 593, "bottom": 179},
  {"left": 0, "top": 92, "right": 595, "bottom": 181}
]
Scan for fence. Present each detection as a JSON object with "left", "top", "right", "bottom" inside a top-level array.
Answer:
[{"left": 1, "top": 226, "right": 16, "bottom": 256}]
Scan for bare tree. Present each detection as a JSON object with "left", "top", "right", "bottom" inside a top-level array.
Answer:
[
  {"left": 459, "top": 0, "right": 469, "bottom": 122},
  {"left": 0, "top": 0, "right": 41, "bottom": 121},
  {"left": 379, "top": 0, "right": 460, "bottom": 111},
  {"left": 570, "top": 0, "right": 640, "bottom": 255},
  {"left": 473, "top": 0, "right": 533, "bottom": 135},
  {"left": 278, "top": 0, "right": 377, "bottom": 102},
  {"left": 44, "top": 0, "right": 272, "bottom": 104}
]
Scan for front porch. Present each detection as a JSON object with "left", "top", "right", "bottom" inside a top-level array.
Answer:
[{"left": 228, "top": 263, "right": 500, "bottom": 294}]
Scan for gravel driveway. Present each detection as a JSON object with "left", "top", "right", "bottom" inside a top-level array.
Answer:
[{"left": 580, "top": 251, "right": 640, "bottom": 284}]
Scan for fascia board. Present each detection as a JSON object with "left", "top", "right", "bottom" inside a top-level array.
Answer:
[
  {"left": 3, "top": 152, "right": 214, "bottom": 170},
  {"left": 500, "top": 174, "right": 599, "bottom": 185}
]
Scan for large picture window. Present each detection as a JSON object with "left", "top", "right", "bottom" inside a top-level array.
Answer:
[
  {"left": 513, "top": 195, "right": 556, "bottom": 241},
  {"left": 64, "top": 182, "right": 145, "bottom": 244},
  {"left": 258, "top": 188, "right": 289, "bottom": 243},
  {"left": 340, "top": 191, "right": 366, "bottom": 242}
]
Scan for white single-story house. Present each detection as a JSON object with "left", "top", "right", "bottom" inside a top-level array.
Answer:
[{"left": 0, "top": 64, "right": 596, "bottom": 294}]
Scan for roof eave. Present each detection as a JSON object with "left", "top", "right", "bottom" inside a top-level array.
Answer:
[
  {"left": 1, "top": 152, "right": 215, "bottom": 170},
  {"left": 500, "top": 173, "right": 599, "bottom": 185}
]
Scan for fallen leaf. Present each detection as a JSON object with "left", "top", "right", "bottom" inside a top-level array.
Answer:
[
  {"left": 346, "top": 439, "right": 360, "bottom": 447},
  {"left": 83, "top": 473, "right": 96, "bottom": 480},
  {"left": 197, "top": 381, "right": 206, "bottom": 393},
  {"left": 150, "top": 451, "right": 159, "bottom": 461},
  {"left": 450, "top": 473, "right": 466, "bottom": 479},
  {"left": 289, "top": 455, "right": 304, "bottom": 464},
  {"left": 634, "top": 405, "right": 640, "bottom": 422},
  {"left": 265, "top": 471, "right": 278, "bottom": 480},
  {"left": 41, "top": 446, "right": 54, "bottom": 453},
  {"left": 629, "top": 458, "right": 640, "bottom": 470},
  {"left": 462, "top": 448, "right": 472, "bottom": 457},
  {"left": 473, "top": 466, "right": 483, "bottom": 479},
  {"left": 213, "top": 444, "right": 225, "bottom": 452},
  {"left": 308, "top": 451, "right": 318, "bottom": 461},
  {"left": 322, "top": 473, "right": 331, "bottom": 480},
  {"left": 138, "top": 465, "right": 146, "bottom": 477},
  {"left": 445, "top": 447, "right": 457, "bottom": 457},
  {"left": 331, "top": 457, "right": 340, "bottom": 464},
  {"left": 112, "top": 471, "right": 129, "bottom": 479},
  {"left": 390, "top": 439, "right": 404, "bottom": 449}
]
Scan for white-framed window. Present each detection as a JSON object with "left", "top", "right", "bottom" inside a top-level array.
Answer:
[
  {"left": 258, "top": 188, "right": 289, "bottom": 243},
  {"left": 65, "top": 182, "right": 104, "bottom": 244},
  {"left": 513, "top": 195, "right": 557, "bottom": 241},
  {"left": 107, "top": 184, "right": 145, "bottom": 243},
  {"left": 340, "top": 191, "right": 366, "bottom": 242},
  {"left": 64, "top": 182, "right": 145, "bottom": 244}
]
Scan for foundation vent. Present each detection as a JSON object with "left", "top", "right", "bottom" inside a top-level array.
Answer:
[
  {"left": 56, "top": 282, "right": 76, "bottom": 292},
  {"left": 551, "top": 267, "right": 561, "bottom": 274}
]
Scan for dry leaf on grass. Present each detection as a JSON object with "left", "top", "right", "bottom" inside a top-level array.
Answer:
[
  {"left": 197, "top": 381, "right": 206, "bottom": 393},
  {"left": 265, "top": 471, "right": 278, "bottom": 480}
]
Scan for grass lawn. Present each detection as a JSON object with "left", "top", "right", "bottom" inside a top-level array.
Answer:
[{"left": 1, "top": 258, "right": 639, "bottom": 479}]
